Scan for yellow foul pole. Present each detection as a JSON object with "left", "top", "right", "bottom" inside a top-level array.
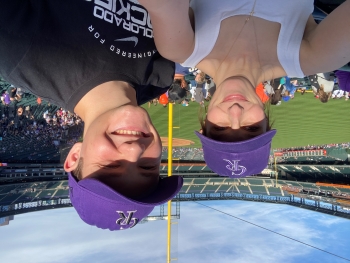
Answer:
[
  {"left": 167, "top": 103, "right": 173, "bottom": 263},
  {"left": 274, "top": 155, "right": 278, "bottom": 186}
]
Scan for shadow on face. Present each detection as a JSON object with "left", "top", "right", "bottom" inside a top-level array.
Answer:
[
  {"left": 73, "top": 157, "right": 160, "bottom": 201},
  {"left": 204, "top": 118, "right": 268, "bottom": 142}
]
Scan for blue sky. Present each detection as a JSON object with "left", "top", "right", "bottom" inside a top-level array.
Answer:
[{"left": 0, "top": 200, "right": 349, "bottom": 263}]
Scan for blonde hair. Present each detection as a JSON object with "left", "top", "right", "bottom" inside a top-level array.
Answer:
[{"left": 196, "top": 72, "right": 206, "bottom": 84}]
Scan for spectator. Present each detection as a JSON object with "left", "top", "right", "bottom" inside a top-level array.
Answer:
[
  {"left": 17, "top": 107, "right": 23, "bottom": 116},
  {"left": 168, "top": 79, "right": 187, "bottom": 102},
  {"left": 24, "top": 105, "right": 31, "bottom": 118},
  {"left": 263, "top": 81, "right": 274, "bottom": 96},
  {"left": 159, "top": 93, "right": 169, "bottom": 107},
  {"left": 15, "top": 87, "right": 23, "bottom": 101},
  {"left": 284, "top": 77, "right": 297, "bottom": 99},
  {"left": 205, "top": 78, "right": 216, "bottom": 100},
  {"left": 148, "top": 98, "right": 158, "bottom": 108},
  {"left": 174, "top": 63, "right": 189, "bottom": 88},
  {"left": 335, "top": 70, "right": 350, "bottom": 101},
  {"left": 181, "top": 99, "right": 189, "bottom": 106},
  {"left": 9, "top": 86, "right": 17, "bottom": 101},
  {"left": 256, "top": 82, "right": 269, "bottom": 103},
  {"left": 194, "top": 72, "right": 206, "bottom": 107},
  {"left": 310, "top": 73, "right": 333, "bottom": 103},
  {"left": 0, "top": 93, "right": 5, "bottom": 105},
  {"left": 318, "top": 85, "right": 332, "bottom": 103},
  {"left": 2, "top": 91, "right": 11, "bottom": 105},
  {"left": 332, "top": 89, "right": 345, "bottom": 99},
  {"left": 270, "top": 88, "right": 283, "bottom": 105}
]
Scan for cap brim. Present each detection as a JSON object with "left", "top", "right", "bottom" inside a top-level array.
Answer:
[
  {"left": 69, "top": 173, "right": 183, "bottom": 230},
  {"left": 195, "top": 130, "right": 276, "bottom": 152},
  {"left": 195, "top": 130, "right": 276, "bottom": 177},
  {"left": 142, "top": 176, "right": 183, "bottom": 204},
  {"left": 69, "top": 173, "right": 183, "bottom": 206}
]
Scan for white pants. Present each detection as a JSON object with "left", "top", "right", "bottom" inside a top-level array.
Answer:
[
  {"left": 332, "top": 90, "right": 344, "bottom": 98},
  {"left": 189, "top": 84, "right": 196, "bottom": 99}
]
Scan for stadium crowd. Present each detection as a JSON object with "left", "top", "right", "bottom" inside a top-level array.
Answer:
[
  {"left": 0, "top": 82, "right": 84, "bottom": 162},
  {"left": 274, "top": 142, "right": 350, "bottom": 153},
  {"left": 162, "top": 142, "right": 349, "bottom": 164},
  {"left": 146, "top": 63, "right": 350, "bottom": 110},
  {"left": 162, "top": 147, "right": 204, "bottom": 161},
  {"left": 0, "top": 73, "right": 349, "bottom": 163}
]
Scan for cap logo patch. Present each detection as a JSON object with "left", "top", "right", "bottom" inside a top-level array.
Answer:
[
  {"left": 116, "top": 210, "right": 139, "bottom": 229},
  {"left": 223, "top": 159, "right": 247, "bottom": 176}
]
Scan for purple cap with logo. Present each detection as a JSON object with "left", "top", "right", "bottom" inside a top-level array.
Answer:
[
  {"left": 68, "top": 173, "right": 183, "bottom": 230},
  {"left": 195, "top": 130, "right": 276, "bottom": 178}
]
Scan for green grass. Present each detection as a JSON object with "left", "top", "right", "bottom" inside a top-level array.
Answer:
[
  {"left": 143, "top": 92, "right": 350, "bottom": 149},
  {"left": 142, "top": 102, "right": 203, "bottom": 147},
  {"left": 269, "top": 92, "right": 350, "bottom": 148}
]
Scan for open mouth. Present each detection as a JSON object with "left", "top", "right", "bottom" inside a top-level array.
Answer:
[{"left": 112, "top": 129, "right": 150, "bottom": 137}]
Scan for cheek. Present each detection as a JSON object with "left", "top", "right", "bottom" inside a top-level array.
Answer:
[
  {"left": 148, "top": 130, "right": 162, "bottom": 157},
  {"left": 206, "top": 108, "right": 224, "bottom": 124},
  {"left": 252, "top": 106, "right": 266, "bottom": 119},
  {"left": 149, "top": 142, "right": 162, "bottom": 159},
  {"left": 82, "top": 137, "right": 115, "bottom": 160}
]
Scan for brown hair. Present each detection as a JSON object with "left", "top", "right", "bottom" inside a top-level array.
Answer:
[
  {"left": 72, "top": 158, "right": 84, "bottom": 180},
  {"left": 270, "top": 89, "right": 282, "bottom": 105},
  {"left": 318, "top": 84, "right": 330, "bottom": 103}
]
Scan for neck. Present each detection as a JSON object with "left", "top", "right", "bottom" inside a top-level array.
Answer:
[
  {"left": 212, "top": 55, "right": 266, "bottom": 88},
  {"left": 74, "top": 81, "right": 137, "bottom": 136}
]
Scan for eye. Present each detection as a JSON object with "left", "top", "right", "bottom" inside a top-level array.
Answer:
[
  {"left": 101, "top": 164, "right": 120, "bottom": 169},
  {"left": 214, "top": 126, "right": 228, "bottom": 131},
  {"left": 244, "top": 126, "right": 260, "bottom": 132},
  {"left": 139, "top": 166, "right": 157, "bottom": 170}
]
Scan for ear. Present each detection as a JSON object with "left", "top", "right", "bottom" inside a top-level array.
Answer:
[{"left": 64, "top": 142, "right": 82, "bottom": 172}]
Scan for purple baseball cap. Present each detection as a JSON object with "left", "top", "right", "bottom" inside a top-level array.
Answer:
[
  {"left": 68, "top": 172, "right": 183, "bottom": 230},
  {"left": 195, "top": 130, "right": 276, "bottom": 178}
]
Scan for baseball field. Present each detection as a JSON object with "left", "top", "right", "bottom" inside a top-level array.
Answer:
[{"left": 142, "top": 91, "right": 350, "bottom": 149}]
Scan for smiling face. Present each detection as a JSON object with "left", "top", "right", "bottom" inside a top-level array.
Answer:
[
  {"left": 64, "top": 105, "right": 162, "bottom": 200},
  {"left": 205, "top": 77, "right": 267, "bottom": 142}
]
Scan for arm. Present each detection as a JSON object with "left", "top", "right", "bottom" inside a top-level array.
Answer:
[
  {"left": 301, "top": 0, "right": 350, "bottom": 75},
  {"left": 138, "top": 0, "right": 194, "bottom": 63}
]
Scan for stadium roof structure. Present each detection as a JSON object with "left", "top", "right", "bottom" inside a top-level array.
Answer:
[
  {"left": 2, "top": 175, "right": 350, "bottom": 220},
  {"left": 276, "top": 164, "right": 350, "bottom": 185}
]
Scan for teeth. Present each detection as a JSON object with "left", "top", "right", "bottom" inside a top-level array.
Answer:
[{"left": 114, "top": 130, "right": 142, "bottom": 136}]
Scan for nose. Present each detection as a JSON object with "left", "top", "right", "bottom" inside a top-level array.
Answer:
[
  {"left": 228, "top": 103, "right": 243, "bottom": 129},
  {"left": 117, "top": 141, "right": 146, "bottom": 162}
]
